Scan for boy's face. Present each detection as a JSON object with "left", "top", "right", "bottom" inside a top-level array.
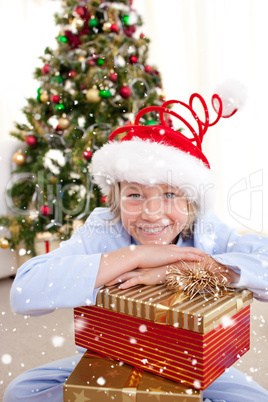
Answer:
[{"left": 120, "top": 181, "right": 189, "bottom": 245}]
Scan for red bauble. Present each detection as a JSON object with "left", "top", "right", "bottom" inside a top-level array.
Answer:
[
  {"left": 140, "top": 33, "right": 146, "bottom": 39},
  {"left": 51, "top": 95, "right": 60, "bottom": 104},
  {"left": 110, "top": 23, "right": 119, "bottom": 33},
  {"left": 74, "top": 6, "right": 87, "bottom": 18},
  {"left": 144, "top": 65, "right": 153, "bottom": 73},
  {"left": 109, "top": 72, "right": 118, "bottom": 82},
  {"left": 68, "top": 70, "right": 77, "bottom": 77},
  {"left": 119, "top": 85, "right": 132, "bottom": 99},
  {"left": 129, "top": 55, "right": 138, "bottom": 64},
  {"left": 40, "top": 205, "right": 52, "bottom": 216},
  {"left": 25, "top": 135, "right": 37, "bottom": 147},
  {"left": 41, "top": 64, "right": 50, "bottom": 74},
  {"left": 83, "top": 150, "right": 92, "bottom": 160},
  {"left": 100, "top": 196, "right": 106, "bottom": 204}
]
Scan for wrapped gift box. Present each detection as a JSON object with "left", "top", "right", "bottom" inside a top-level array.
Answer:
[
  {"left": 64, "top": 350, "right": 202, "bottom": 401},
  {"left": 74, "top": 285, "right": 253, "bottom": 390}
]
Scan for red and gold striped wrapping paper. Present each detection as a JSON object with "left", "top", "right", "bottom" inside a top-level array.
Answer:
[
  {"left": 74, "top": 285, "right": 253, "bottom": 390},
  {"left": 64, "top": 350, "right": 202, "bottom": 401}
]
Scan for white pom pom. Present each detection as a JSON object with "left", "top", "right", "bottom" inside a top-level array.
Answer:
[{"left": 213, "top": 79, "right": 247, "bottom": 117}]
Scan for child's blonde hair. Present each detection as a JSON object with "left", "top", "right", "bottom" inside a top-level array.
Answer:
[{"left": 105, "top": 182, "right": 198, "bottom": 241}]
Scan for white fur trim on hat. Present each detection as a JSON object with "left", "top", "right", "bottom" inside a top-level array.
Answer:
[{"left": 91, "top": 138, "right": 215, "bottom": 212}]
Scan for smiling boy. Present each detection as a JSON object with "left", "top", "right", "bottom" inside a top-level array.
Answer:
[{"left": 4, "top": 95, "right": 268, "bottom": 401}]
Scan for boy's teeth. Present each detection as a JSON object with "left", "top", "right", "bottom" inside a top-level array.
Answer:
[{"left": 143, "top": 227, "right": 164, "bottom": 233}]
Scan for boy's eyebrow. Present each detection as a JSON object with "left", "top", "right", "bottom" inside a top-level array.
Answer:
[{"left": 123, "top": 185, "right": 141, "bottom": 191}]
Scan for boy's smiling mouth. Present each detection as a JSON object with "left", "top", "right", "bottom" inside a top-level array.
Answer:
[{"left": 138, "top": 225, "right": 169, "bottom": 234}]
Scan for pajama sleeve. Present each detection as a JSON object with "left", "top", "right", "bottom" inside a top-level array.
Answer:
[
  {"left": 193, "top": 213, "right": 268, "bottom": 301},
  {"left": 10, "top": 208, "right": 131, "bottom": 316}
]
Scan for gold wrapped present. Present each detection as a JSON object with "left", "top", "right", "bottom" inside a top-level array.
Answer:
[
  {"left": 64, "top": 350, "right": 202, "bottom": 401},
  {"left": 74, "top": 285, "right": 253, "bottom": 390}
]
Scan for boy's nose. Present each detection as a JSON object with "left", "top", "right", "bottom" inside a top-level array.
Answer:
[{"left": 141, "top": 197, "right": 162, "bottom": 220}]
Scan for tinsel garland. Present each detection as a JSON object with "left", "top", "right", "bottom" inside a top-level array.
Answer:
[{"left": 166, "top": 260, "right": 234, "bottom": 299}]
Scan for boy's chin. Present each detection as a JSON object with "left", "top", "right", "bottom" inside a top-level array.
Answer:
[{"left": 135, "top": 236, "right": 178, "bottom": 246}]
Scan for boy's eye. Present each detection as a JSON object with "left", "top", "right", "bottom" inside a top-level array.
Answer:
[
  {"left": 164, "top": 192, "right": 176, "bottom": 199},
  {"left": 129, "top": 193, "right": 142, "bottom": 199}
]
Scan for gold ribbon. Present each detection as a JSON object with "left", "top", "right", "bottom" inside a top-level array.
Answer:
[{"left": 122, "top": 368, "right": 143, "bottom": 402}]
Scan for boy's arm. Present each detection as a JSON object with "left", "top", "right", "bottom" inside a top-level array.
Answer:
[{"left": 95, "top": 244, "right": 205, "bottom": 288}]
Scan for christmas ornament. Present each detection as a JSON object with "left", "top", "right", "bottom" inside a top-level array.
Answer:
[
  {"left": 129, "top": 55, "right": 138, "bottom": 64},
  {"left": 100, "top": 196, "right": 106, "bottom": 204},
  {"left": 89, "top": 17, "right": 98, "bottom": 28},
  {"left": 83, "top": 149, "right": 92, "bottom": 160},
  {"left": 58, "top": 116, "right": 70, "bottom": 130},
  {"left": 26, "top": 135, "right": 37, "bottom": 147},
  {"left": 72, "top": 16, "right": 84, "bottom": 30},
  {"left": 41, "top": 64, "right": 50, "bottom": 74},
  {"left": 110, "top": 23, "right": 119, "bottom": 33},
  {"left": 102, "top": 22, "right": 112, "bottom": 32},
  {"left": 99, "top": 89, "right": 111, "bottom": 99},
  {"left": 40, "top": 93, "right": 49, "bottom": 103},
  {"left": 68, "top": 70, "right": 76, "bottom": 78},
  {"left": 119, "top": 85, "right": 132, "bottom": 99},
  {"left": 122, "top": 15, "right": 131, "bottom": 25},
  {"left": 166, "top": 260, "right": 233, "bottom": 299},
  {"left": 87, "top": 59, "right": 95, "bottom": 66},
  {"left": 0, "top": 237, "right": 10, "bottom": 249},
  {"left": 144, "top": 65, "right": 153, "bottom": 73},
  {"left": 51, "top": 95, "right": 60, "bottom": 104},
  {"left": 78, "top": 56, "right": 86, "bottom": 62},
  {"left": 97, "top": 58, "right": 105, "bottom": 66},
  {"left": 109, "top": 72, "right": 118, "bottom": 82},
  {"left": 40, "top": 205, "right": 52, "bottom": 217},
  {"left": 55, "top": 103, "right": 65, "bottom": 111},
  {"left": 145, "top": 120, "right": 157, "bottom": 125},
  {"left": 86, "top": 88, "right": 101, "bottom": 103},
  {"left": 58, "top": 35, "right": 68, "bottom": 43},
  {"left": 73, "top": 6, "right": 87, "bottom": 18},
  {"left": 12, "top": 150, "right": 26, "bottom": 166}
]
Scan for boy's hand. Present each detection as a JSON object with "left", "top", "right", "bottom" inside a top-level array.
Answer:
[
  {"left": 105, "top": 266, "right": 168, "bottom": 289},
  {"left": 170, "top": 255, "right": 240, "bottom": 286},
  {"left": 135, "top": 245, "right": 205, "bottom": 268}
]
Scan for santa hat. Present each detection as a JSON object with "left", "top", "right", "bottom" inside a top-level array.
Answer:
[{"left": 91, "top": 92, "right": 238, "bottom": 213}]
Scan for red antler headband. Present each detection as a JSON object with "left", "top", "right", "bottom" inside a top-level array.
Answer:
[
  {"left": 108, "top": 93, "right": 225, "bottom": 169},
  {"left": 91, "top": 93, "right": 236, "bottom": 212}
]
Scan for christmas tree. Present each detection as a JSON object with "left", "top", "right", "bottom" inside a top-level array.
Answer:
[{"left": 0, "top": 0, "right": 164, "bottom": 256}]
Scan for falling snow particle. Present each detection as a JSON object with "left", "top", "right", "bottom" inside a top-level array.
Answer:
[
  {"left": 193, "top": 380, "right": 201, "bottom": 389},
  {"left": 51, "top": 336, "right": 65, "bottom": 348},
  {"left": 139, "top": 324, "right": 147, "bottom": 333},
  {"left": 1, "top": 354, "right": 12, "bottom": 364},
  {"left": 97, "top": 376, "right": 106, "bottom": 386}
]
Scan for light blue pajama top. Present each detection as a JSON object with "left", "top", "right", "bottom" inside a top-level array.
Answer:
[{"left": 10, "top": 207, "right": 268, "bottom": 317}]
